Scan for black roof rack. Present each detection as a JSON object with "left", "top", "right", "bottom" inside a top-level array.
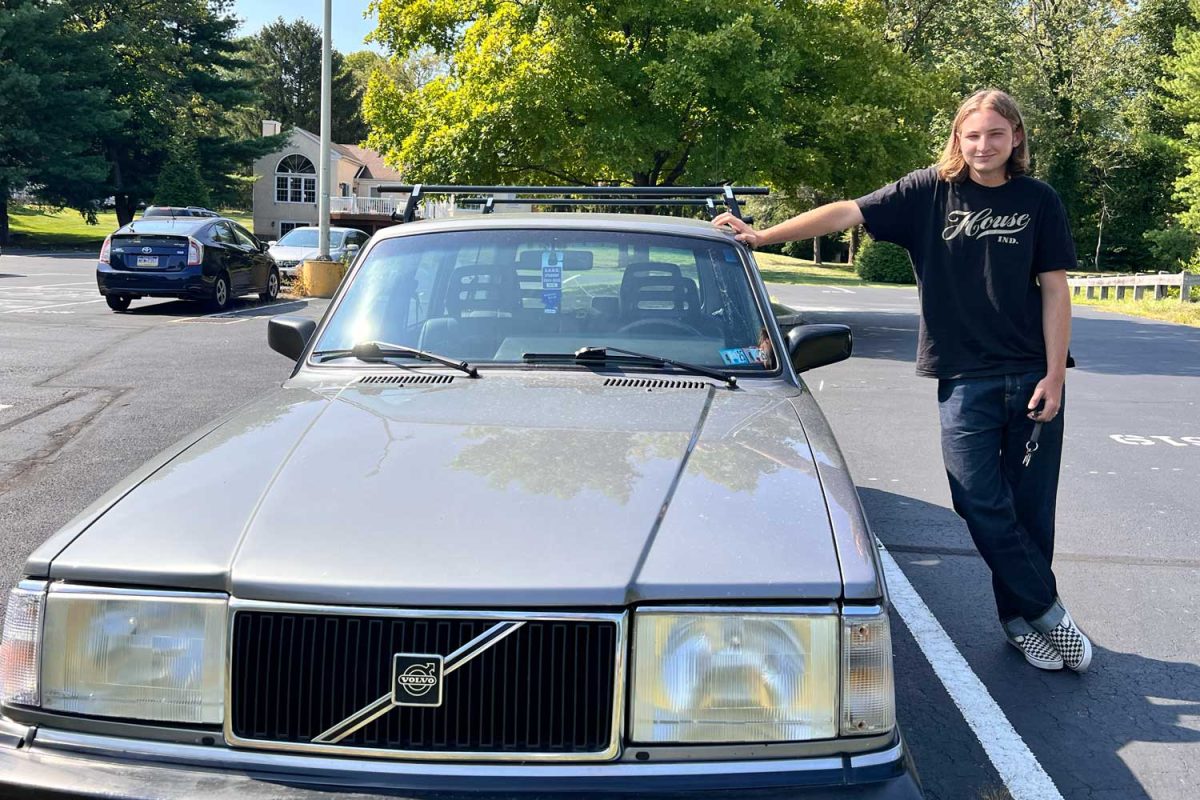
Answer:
[{"left": 376, "top": 184, "right": 768, "bottom": 224}]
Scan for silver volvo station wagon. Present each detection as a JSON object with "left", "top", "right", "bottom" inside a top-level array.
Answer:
[{"left": 0, "top": 185, "right": 923, "bottom": 799}]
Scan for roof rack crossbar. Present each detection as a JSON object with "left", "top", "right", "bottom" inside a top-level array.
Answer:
[
  {"left": 381, "top": 184, "right": 766, "bottom": 223},
  {"left": 376, "top": 184, "right": 768, "bottom": 199},
  {"left": 456, "top": 197, "right": 717, "bottom": 208}
]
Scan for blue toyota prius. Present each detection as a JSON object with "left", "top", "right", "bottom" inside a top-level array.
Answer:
[{"left": 96, "top": 216, "right": 280, "bottom": 312}]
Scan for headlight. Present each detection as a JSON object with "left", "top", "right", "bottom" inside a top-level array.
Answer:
[
  {"left": 40, "top": 587, "right": 226, "bottom": 725},
  {"left": 631, "top": 609, "right": 839, "bottom": 743},
  {"left": 840, "top": 610, "right": 895, "bottom": 736},
  {"left": 1, "top": 581, "right": 46, "bottom": 707}
]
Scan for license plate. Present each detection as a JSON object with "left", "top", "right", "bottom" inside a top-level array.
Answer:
[{"left": 135, "top": 255, "right": 159, "bottom": 267}]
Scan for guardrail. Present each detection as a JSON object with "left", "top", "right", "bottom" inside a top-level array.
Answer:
[{"left": 1067, "top": 272, "right": 1200, "bottom": 303}]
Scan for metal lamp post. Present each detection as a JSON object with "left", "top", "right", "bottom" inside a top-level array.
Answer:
[{"left": 317, "top": 0, "right": 332, "bottom": 258}]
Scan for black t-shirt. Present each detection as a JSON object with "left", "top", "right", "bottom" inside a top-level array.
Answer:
[{"left": 855, "top": 167, "right": 1076, "bottom": 379}]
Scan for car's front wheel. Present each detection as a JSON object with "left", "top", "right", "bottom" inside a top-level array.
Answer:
[
  {"left": 105, "top": 294, "right": 132, "bottom": 312},
  {"left": 259, "top": 268, "right": 280, "bottom": 303},
  {"left": 210, "top": 273, "right": 231, "bottom": 312}
]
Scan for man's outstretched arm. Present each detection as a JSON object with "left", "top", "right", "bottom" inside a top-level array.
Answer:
[{"left": 712, "top": 201, "right": 865, "bottom": 249}]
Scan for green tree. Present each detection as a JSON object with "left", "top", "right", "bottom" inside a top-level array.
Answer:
[
  {"left": 880, "top": 0, "right": 1191, "bottom": 269},
  {"left": 66, "top": 0, "right": 279, "bottom": 225},
  {"left": 0, "top": 0, "right": 120, "bottom": 245},
  {"left": 154, "top": 128, "right": 212, "bottom": 207},
  {"left": 1159, "top": 0, "right": 1200, "bottom": 240},
  {"left": 364, "top": 0, "right": 941, "bottom": 194},
  {"left": 879, "top": 0, "right": 1022, "bottom": 98},
  {"left": 246, "top": 18, "right": 368, "bottom": 144}
]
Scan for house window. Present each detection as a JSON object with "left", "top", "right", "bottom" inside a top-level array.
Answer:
[
  {"left": 279, "top": 221, "right": 307, "bottom": 236},
  {"left": 276, "top": 154, "right": 317, "bottom": 204}
]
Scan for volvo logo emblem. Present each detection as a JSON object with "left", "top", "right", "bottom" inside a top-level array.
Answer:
[
  {"left": 392, "top": 655, "right": 442, "bottom": 704},
  {"left": 141, "top": 246, "right": 153, "bottom": 253}
]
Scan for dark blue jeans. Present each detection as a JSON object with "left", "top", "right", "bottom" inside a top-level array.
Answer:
[{"left": 938, "top": 371, "right": 1066, "bottom": 631}]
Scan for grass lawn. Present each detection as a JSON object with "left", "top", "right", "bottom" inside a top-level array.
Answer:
[
  {"left": 6, "top": 204, "right": 253, "bottom": 250},
  {"left": 752, "top": 251, "right": 904, "bottom": 288},
  {"left": 1072, "top": 292, "right": 1200, "bottom": 327}
]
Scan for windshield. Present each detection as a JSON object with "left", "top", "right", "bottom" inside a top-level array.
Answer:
[
  {"left": 313, "top": 228, "right": 774, "bottom": 371},
  {"left": 277, "top": 229, "right": 344, "bottom": 248}
]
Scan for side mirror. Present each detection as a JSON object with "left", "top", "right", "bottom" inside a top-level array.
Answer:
[
  {"left": 268, "top": 316, "right": 317, "bottom": 360},
  {"left": 786, "top": 323, "right": 852, "bottom": 373},
  {"left": 267, "top": 240, "right": 277, "bottom": 247},
  {"left": 259, "top": 241, "right": 269, "bottom": 253}
]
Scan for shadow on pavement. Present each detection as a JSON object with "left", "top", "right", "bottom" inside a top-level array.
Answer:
[
  {"left": 860, "top": 486, "right": 1199, "bottom": 800},
  {"left": 799, "top": 308, "right": 1200, "bottom": 378},
  {"left": 119, "top": 298, "right": 314, "bottom": 319}
]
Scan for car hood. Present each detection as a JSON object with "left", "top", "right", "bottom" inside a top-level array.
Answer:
[{"left": 46, "top": 376, "right": 844, "bottom": 606}]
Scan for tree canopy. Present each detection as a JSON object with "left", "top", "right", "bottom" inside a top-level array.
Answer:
[
  {"left": 0, "top": 0, "right": 121, "bottom": 244},
  {"left": 245, "top": 18, "right": 369, "bottom": 144},
  {"left": 365, "top": 0, "right": 942, "bottom": 195}
]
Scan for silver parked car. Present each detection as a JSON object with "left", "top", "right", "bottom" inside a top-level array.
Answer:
[
  {"left": 267, "top": 225, "right": 370, "bottom": 277},
  {"left": 0, "top": 186, "right": 922, "bottom": 799}
]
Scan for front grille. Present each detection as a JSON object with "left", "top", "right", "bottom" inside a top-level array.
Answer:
[{"left": 229, "top": 610, "right": 620, "bottom": 757}]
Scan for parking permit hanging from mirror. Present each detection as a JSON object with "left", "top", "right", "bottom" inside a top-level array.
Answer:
[{"left": 541, "top": 251, "right": 562, "bottom": 314}]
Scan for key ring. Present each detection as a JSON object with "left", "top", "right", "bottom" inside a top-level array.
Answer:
[{"left": 1022, "top": 422, "right": 1043, "bottom": 468}]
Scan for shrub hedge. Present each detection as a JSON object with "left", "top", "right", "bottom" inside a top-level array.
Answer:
[{"left": 854, "top": 237, "right": 915, "bottom": 284}]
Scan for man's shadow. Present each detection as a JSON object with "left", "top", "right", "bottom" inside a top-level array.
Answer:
[{"left": 861, "top": 487, "right": 1200, "bottom": 800}]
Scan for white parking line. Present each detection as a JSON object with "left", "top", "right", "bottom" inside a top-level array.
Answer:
[
  {"left": 879, "top": 542, "right": 1064, "bottom": 800},
  {"left": 1, "top": 298, "right": 107, "bottom": 314},
  {"left": 0, "top": 281, "right": 96, "bottom": 290}
]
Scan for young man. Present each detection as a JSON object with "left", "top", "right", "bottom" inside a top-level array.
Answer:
[{"left": 715, "top": 89, "right": 1093, "bottom": 672}]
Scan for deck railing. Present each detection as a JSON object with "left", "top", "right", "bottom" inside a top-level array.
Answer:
[{"left": 329, "top": 196, "right": 398, "bottom": 215}]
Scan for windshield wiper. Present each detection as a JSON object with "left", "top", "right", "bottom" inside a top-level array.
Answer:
[
  {"left": 312, "top": 341, "right": 479, "bottom": 377},
  {"left": 523, "top": 345, "right": 736, "bottom": 388}
]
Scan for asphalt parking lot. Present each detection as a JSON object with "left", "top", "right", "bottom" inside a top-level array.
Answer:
[
  {"left": 0, "top": 252, "right": 1197, "bottom": 799},
  {"left": 772, "top": 282, "right": 1200, "bottom": 800}
]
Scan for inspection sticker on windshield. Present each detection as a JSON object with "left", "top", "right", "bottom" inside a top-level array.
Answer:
[
  {"left": 541, "top": 252, "right": 562, "bottom": 314},
  {"left": 720, "top": 347, "right": 765, "bottom": 366}
]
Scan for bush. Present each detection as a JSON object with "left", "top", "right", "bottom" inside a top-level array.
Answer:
[
  {"left": 854, "top": 237, "right": 914, "bottom": 284},
  {"left": 1145, "top": 227, "right": 1199, "bottom": 273}
]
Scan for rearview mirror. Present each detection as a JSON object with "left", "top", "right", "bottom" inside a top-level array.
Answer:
[
  {"left": 786, "top": 324, "right": 852, "bottom": 373},
  {"left": 268, "top": 316, "right": 317, "bottom": 361}
]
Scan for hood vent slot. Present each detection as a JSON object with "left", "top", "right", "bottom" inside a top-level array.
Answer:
[
  {"left": 358, "top": 374, "right": 455, "bottom": 386},
  {"left": 602, "top": 377, "right": 709, "bottom": 390}
]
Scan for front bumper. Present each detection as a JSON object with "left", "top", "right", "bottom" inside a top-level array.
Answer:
[
  {"left": 274, "top": 260, "right": 301, "bottom": 278},
  {"left": 0, "top": 718, "right": 923, "bottom": 800}
]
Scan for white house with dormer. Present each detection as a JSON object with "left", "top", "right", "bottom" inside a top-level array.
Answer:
[
  {"left": 250, "top": 121, "right": 410, "bottom": 240},
  {"left": 251, "top": 122, "right": 532, "bottom": 238}
]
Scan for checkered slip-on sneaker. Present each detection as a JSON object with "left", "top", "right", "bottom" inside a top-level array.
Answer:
[
  {"left": 1043, "top": 611, "right": 1093, "bottom": 672},
  {"left": 1007, "top": 630, "right": 1064, "bottom": 671}
]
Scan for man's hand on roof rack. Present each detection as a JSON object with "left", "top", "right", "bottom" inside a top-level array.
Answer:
[{"left": 712, "top": 212, "right": 762, "bottom": 250}]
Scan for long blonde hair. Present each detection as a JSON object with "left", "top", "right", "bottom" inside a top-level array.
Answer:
[{"left": 935, "top": 89, "right": 1030, "bottom": 182}]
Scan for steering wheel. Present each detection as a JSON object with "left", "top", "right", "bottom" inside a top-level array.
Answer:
[{"left": 616, "top": 318, "right": 705, "bottom": 337}]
